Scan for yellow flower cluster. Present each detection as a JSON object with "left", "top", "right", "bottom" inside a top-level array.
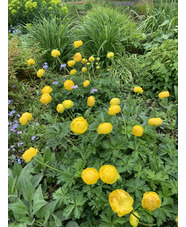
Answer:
[
  {"left": 132, "top": 125, "right": 144, "bottom": 137},
  {"left": 40, "top": 93, "right": 52, "bottom": 104},
  {"left": 37, "top": 69, "right": 45, "bottom": 78},
  {"left": 99, "top": 165, "right": 120, "bottom": 184},
  {"left": 87, "top": 96, "right": 95, "bottom": 107},
  {"left": 71, "top": 117, "right": 88, "bottom": 134},
  {"left": 51, "top": 49, "right": 60, "bottom": 58},
  {"left": 42, "top": 86, "right": 53, "bottom": 94},
  {"left": 22, "top": 147, "right": 38, "bottom": 162},
  {"left": 19, "top": 112, "right": 32, "bottom": 125},
  {"left": 74, "top": 52, "right": 82, "bottom": 62},
  {"left": 108, "top": 105, "right": 121, "bottom": 116},
  {"left": 74, "top": 40, "right": 83, "bottom": 48},
  {"left": 27, "top": 59, "right": 35, "bottom": 66},
  {"left": 109, "top": 189, "right": 134, "bottom": 217},
  {"left": 158, "top": 91, "right": 169, "bottom": 99},
  {"left": 110, "top": 98, "right": 120, "bottom": 105},
  {"left": 142, "top": 192, "right": 161, "bottom": 211},
  {"left": 64, "top": 80, "right": 74, "bottom": 91},
  {"left": 97, "top": 123, "right": 113, "bottom": 134},
  {"left": 67, "top": 60, "right": 75, "bottom": 67},
  {"left": 83, "top": 80, "right": 90, "bottom": 87},
  {"left": 81, "top": 168, "right": 99, "bottom": 185},
  {"left": 134, "top": 86, "right": 143, "bottom": 93}
]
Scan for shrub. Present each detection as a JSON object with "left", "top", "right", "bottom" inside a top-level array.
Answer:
[
  {"left": 76, "top": 6, "right": 144, "bottom": 59},
  {"left": 135, "top": 39, "right": 178, "bottom": 100}
]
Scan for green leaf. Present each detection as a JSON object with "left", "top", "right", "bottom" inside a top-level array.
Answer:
[
  {"left": 32, "top": 200, "right": 47, "bottom": 215},
  {"left": 52, "top": 214, "right": 62, "bottom": 226},
  {"left": 63, "top": 205, "right": 75, "bottom": 218},
  {"left": 13, "top": 161, "right": 22, "bottom": 177},
  {"left": 9, "top": 199, "right": 28, "bottom": 215},
  {"left": 31, "top": 173, "right": 43, "bottom": 188},
  {"left": 66, "top": 221, "right": 79, "bottom": 227},
  {"left": 21, "top": 177, "right": 35, "bottom": 202},
  {"left": 33, "top": 185, "right": 44, "bottom": 201},
  {"left": 16, "top": 162, "right": 32, "bottom": 191}
]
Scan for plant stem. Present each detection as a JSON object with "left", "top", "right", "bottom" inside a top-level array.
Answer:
[
  {"left": 107, "top": 135, "right": 113, "bottom": 158},
  {"left": 120, "top": 110, "right": 127, "bottom": 144},
  {"left": 153, "top": 126, "right": 159, "bottom": 171},
  {"left": 66, "top": 110, "right": 74, "bottom": 120},
  {"left": 131, "top": 212, "right": 157, "bottom": 226},
  {"left": 34, "top": 158, "right": 72, "bottom": 177}
]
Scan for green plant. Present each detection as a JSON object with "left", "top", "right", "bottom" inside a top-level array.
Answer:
[{"left": 76, "top": 6, "right": 144, "bottom": 59}]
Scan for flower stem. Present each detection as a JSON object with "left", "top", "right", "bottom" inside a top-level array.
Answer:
[
  {"left": 153, "top": 126, "right": 159, "bottom": 171},
  {"left": 66, "top": 110, "right": 74, "bottom": 120},
  {"left": 131, "top": 212, "right": 157, "bottom": 226},
  {"left": 34, "top": 158, "right": 72, "bottom": 177},
  {"left": 120, "top": 110, "right": 127, "bottom": 144},
  {"left": 106, "top": 135, "right": 113, "bottom": 158}
]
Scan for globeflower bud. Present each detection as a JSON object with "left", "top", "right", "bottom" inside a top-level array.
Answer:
[
  {"left": 109, "top": 189, "right": 134, "bottom": 217},
  {"left": 132, "top": 125, "right": 144, "bottom": 137},
  {"left": 142, "top": 192, "right": 161, "bottom": 211},
  {"left": 81, "top": 167, "right": 99, "bottom": 185},
  {"left": 87, "top": 96, "right": 95, "bottom": 107},
  {"left": 82, "top": 58, "right": 88, "bottom": 64},
  {"left": 71, "top": 117, "right": 88, "bottom": 134},
  {"left": 89, "top": 56, "right": 95, "bottom": 62},
  {"left": 99, "top": 165, "right": 120, "bottom": 184},
  {"left": 97, "top": 123, "right": 113, "bottom": 134},
  {"left": 56, "top": 104, "right": 64, "bottom": 113},
  {"left": 70, "top": 69, "right": 77, "bottom": 75},
  {"left": 158, "top": 91, "right": 169, "bottom": 99},
  {"left": 82, "top": 67, "right": 87, "bottom": 73},
  {"left": 148, "top": 118, "right": 162, "bottom": 126},
  {"left": 129, "top": 212, "right": 140, "bottom": 227},
  {"left": 62, "top": 100, "right": 74, "bottom": 109},
  {"left": 22, "top": 147, "right": 38, "bottom": 162},
  {"left": 107, "top": 52, "right": 114, "bottom": 59},
  {"left": 64, "top": 80, "right": 74, "bottom": 91}
]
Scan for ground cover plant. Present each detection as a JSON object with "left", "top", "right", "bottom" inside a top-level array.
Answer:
[{"left": 8, "top": 1, "right": 178, "bottom": 226}]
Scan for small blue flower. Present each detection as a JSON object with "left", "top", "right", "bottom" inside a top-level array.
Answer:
[
  {"left": 8, "top": 99, "right": 13, "bottom": 105},
  {"left": 10, "top": 145, "right": 15, "bottom": 149},
  {"left": 17, "top": 159, "right": 22, "bottom": 164},
  {"left": 90, "top": 88, "right": 98, "bottom": 94},
  {"left": 17, "top": 131, "right": 22, "bottom": 135},
  {"left": 17, "top": 142, "right": 23, "bottom": 146},
  {"left": 12, "top": 85, "right": 16, "bottom": 88},
  {"left": 31, "top": 136, "right": 36, "bottom": 140},
  {"left": 8, "top": 173, "right": 10, "bottom": 177},
  {"left": 53, "top": 81, "right": 59, "bottom": 85},
  {"left": 43, "top": 62, "right": 48, "bottom": 69},
  {"left": 72, "top": 85, "right": 78, "bottom": 89},
  {"left": 60, "top": 64, "right": 66, "bottom": 70},
  {"left": 35, "top": 123, "right": 38, "bottom": 126}
]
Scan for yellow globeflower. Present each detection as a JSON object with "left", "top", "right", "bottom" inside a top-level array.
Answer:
[
  {"left": 67, "top": 60, "right": 76, "bottom": 67},
  {"left": 19, "top": 112, "right": 32, "bottom": 125},
  {"left": 62, "top": 100, "right": 74, "bottom": 109},
  {"left": 27, "top": 59, "right": 35, "bottom": 66},
  {"left": 134, "top": 87, "right": 143, "bottom": 93},
  {"left": 74, "top": 40, "right": 83, "bottom": 48},
  {"left": 142, "top": 192, "right": 161, "bottom": 211},
  {"left": 64, "top": 80, "right": 74, "bottom": 91},
  {"left": 108, "top": 105, "right": 121, "bottom": 115},
  {"left": 87, "top": 96, "right": 95, "bottom": 107},
  {"left": 82, "top": 67, "right": 87, "bottom": 73},
  {"left": 129, "top": 212, "right": 140, "bottom": 227},
  {"left": 97, "top": 123, "right": 113, "bottom": 134},
  {"left": 132, "top": 125, "right": 144, "bottom": 137},
  {"left": 110, "top": 98, "right": 120, "bottom": 105},
  {"left": 51, "top": 49, "right": 60, "bottom": 58},
  {"left": 37, "top": 69, "right": 45, "bottom": 78},
  {"left": 81, "top": 167, "right": 99, "bottom": 185},
  {"left": 87, "top": 62, "right": 91, "bottom": 66},
  {"left": 22, "top": 147, "right": 38, "bottom": 163},
  {"left": 82, "top": 58, "right": 88, "bottom": 64},
  {"left": 99, "top": 165, "right": 120, "bottom": 184},
  {"left": 74, "top": 52, "right": 82, "bottom": 62},
  {"left": 40, "top": 93, "right": 52, "bottom": 104},
  {"left": 107, "top": 52, "right": 114, "bottom": 59},
  {"left": 158, "top": 91, "right": 170, "bottom": 99},
  {"left": 89, "top": 56, "right": 95, "bottom": 62},
  {"left": 42, "top": 86, "right": 53, "bottom": 94},
  {"left": 56, "top": 104, "right": 64, "bottom": 113},
  {"left": 96, "top": 66, "right": 100, "bottom": 69},
  {"left": 109, "top": 189, "right": 134, "bottom": 217},
  {"left": 148, "top": 118, "right": 162, "bottom": 126},
  {"left": 83, "top": 80, "right": 90, "bottom": 87},
  {"left": 71, "top": 117, "right": 88, "bottom": 134},
  {"left": 70, "top": 69, "right": 77, "bottom": 75}
]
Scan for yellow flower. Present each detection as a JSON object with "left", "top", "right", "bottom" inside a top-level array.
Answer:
[
  {"left": 74, "top": 40, "right": 83, "bottom": 48},
  {"left": 158, "top": 91, "right": 170, "bottom": 99},
  {"left": 99, "top": 165, "right": 120, "bottom": 184},
  {"left": 19, "top": 112, "right": 32, "bottom": 125},
  {"left": 129, "top": 212, "right": 140, "bottom": 227},
  {"left": 97, "top": 57, "right": 100, "bottom": 61},
  {"left": 56, "top": 104, "right": 64, "bottom": 113},
  {"left": 107, "top": 52, "right": 114, "bottom": 59},
  {"left": 87, "top": 96, "right": 95, "bottom": 107},
  {"left": 110, "top": 98, "right": 120, "bottom": 105},
  {"left": 82, "top": 58, "right": 88, "bottom": 64},
  {"left": 109, "top": 189, "right": 134, "bottom": 217},
  {"left": 74, "top": 52, "right": 82, "bottom": 62},
  {"left": 42, "top": 86, "right": 53, "bottom": 94},
  {"left": 37, "top": 69, "right": 45, "bottom": 78},
  {"left": 71, "top": 117, "right": 88, "bottom": 134},
  {"left": 89, "top": 56, "right": 95, "bottom": 62},
  {"left": 142, "top": 192, "right": 161, "bottom": 211},
  {"left": 67, "top": 60, "right": 75, "bottom": 67},
  {"left": 22, "top": 147, "right": 38, "bottom": 162},
  {"left": 64, "top": 80, "right": 74, "bottom": 91},
  {"left": 134, "top": 87, "right": 143, "bottom": 93},
  {"left": 97, "top": 123, "right": 113, "bottom": 134},
  {"left": 87, "top": 62, "right": 91, "bottom": 66},
  {"left": 83, "top": 80, "right": 90, "bottom": 87},
  {"left": 96, "top": 66, "right": 100, "bottom": 69},
  {"left": 148, "top": 118, "right": 162, "bottom": 126},
  {"left": 70, "top": 69, "right": 77, "bottom": 75},
  {"left": 51, "top": 49, "right": 60, "bottom": 58},
  {"left": 175, "top": 215, "right": 178, "bottom": 223},
  {"left": 132, "top": 125, "right": 144, "bottom": 137},
  {"left": 27, "top": 59, "right": 35, "bottom": 66},
  {"left": 82, "top": 67, "right": 87, "bottom": 73},
  {"left": 62, "top": 100, "right": 74, "bottom": 109},
  {"left": 81, "top": 167, "right": 99, "bottom": 185},
  {"left": 40, "top": 93, "right": 52, "bottom": 104},
  {"left": 108, "top": 105, "right": 121, "bottom": 115}
]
